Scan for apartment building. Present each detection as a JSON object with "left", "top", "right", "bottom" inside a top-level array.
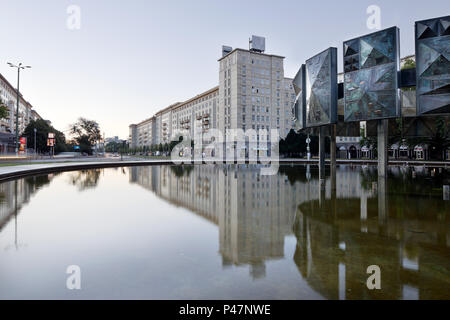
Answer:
[
  {"left": 129, "top": 88, "right": 220, "bottom": 151},
  {"left": 129, "top": 36, "right": 296, "bottom": 156},
  {"left": 128, "top": 124, "right": 137, "bottom": 149},
  {"left": 218, "top": 38, "right": 295, "bottom": 158},
  {"left": 171, "top": 87, "right": 219, "bottom": 156},
  {"left": 31, "top": 109, "right": 42, "bottom": 122},
  {"left": 0, "top": 73, "right": 33, "bottom": 134}
]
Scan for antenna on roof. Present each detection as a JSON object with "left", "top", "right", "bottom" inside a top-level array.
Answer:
[{"left": 249, "top": 35, "right": 265, "bottom": 53}]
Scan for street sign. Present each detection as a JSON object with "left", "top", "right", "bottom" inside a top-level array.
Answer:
[
  {"left": 48, "top": 133, "right": 55, "bottom": 139},
  {"left": 47, "top": 138, "right": 55, "bottom": 147}
]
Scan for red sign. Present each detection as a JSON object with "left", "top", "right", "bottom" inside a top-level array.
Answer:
[{"left": 19, "top": 137, "right": 27, "bottom": 154}]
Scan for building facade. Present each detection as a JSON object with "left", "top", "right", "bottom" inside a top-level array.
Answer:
[
  {"left": 218, "top": 45, "right": 295, "bottom": 158},
  {"left": 0, "top": 73, "right": 46, "bottom": 153},
  {"left": 129, "top": 88, "right": 220, "bottom": 152},
  {"left": 128, "top": 36, "right": 296, "bottom": 157},
  {"left": 0, "top": 74, "right": 34, "bottom": 135}
]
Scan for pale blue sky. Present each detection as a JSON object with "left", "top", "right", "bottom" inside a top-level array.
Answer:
[{"left": 0, "top": 0, "right": 448, "bottom": 138}]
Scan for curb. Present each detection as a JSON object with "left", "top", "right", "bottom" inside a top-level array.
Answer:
[{"left": 0, "top": 159, "right": 448, "bottom": 182}]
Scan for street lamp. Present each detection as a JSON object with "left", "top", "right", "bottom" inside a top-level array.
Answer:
[
  {"left": 7, "top": 62, "right": 31, "bottom": 156},
  {"left": 306, "top": 134, "right": 311, "bottom": 160},
  {"left": 33, "top": 127, "right": 37, "bottom": 157}
]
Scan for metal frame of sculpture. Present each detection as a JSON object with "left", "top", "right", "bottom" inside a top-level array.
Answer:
[
  {"left": 293, "top": 64, "right": 306, "bottom": 130},
  {"left": 305, "top": 47, "right": 338, "bottom": 127},
  {"left": 343, "top": 27, "right": 400, "bottom": 122},
  {"left": 416, "top": 15, "right": 450, "bottom": 115}
]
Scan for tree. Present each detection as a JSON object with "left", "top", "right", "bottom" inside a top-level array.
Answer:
[
  {"left": 401, "top": 58, "right": 416, "bottom": 70},
  {"left": 0, "top": 98, "right": 8, "bottom": 120},
  {"left": 429, "top": 116, "right": 448, "bottom": 160},
  {"left": 22, "top": 119, "right": 67, "bottom": 154},
  {"left": 279, "top": 129, "right": 324, "bottom": 158},
  {"left": 105, "top": 141, "right": 122, "bottom": 152},
  {"left": 70, "top": 117, "right": 101, "bottom": 155}
]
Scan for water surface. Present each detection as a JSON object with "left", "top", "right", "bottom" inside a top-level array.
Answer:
[{"left": 0, "top": 164, "right": 449, "bottom": 299}]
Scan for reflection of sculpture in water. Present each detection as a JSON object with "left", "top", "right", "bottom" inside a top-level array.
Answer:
[{"left": 292, "top": 170, "right": 450, "bottom": 300}]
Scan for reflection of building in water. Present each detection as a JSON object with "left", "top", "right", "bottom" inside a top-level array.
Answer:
[
  {"left": 0, "top": 175, "right": 57, "bottom": 230},
  {"left": 129, "top": 165, "right": 375, "bottom": 279}
]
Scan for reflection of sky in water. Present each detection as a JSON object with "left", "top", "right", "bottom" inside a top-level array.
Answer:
[
  {"left": 402, "top": 257, "right": 419, "bottom": 271},
  {"left": 403, "top": 285, "right": 419, "bottom": 300},
  {"left": 0, "top": 165, "right": 449, "bottom": 299}
]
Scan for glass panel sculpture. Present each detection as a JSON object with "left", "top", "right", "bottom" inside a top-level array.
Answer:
[
  {"left": 343, "top": 27, "right": 400, "bottom": 122},
  {"left": 293, "top": 64, "right": 306, "bottom": 130},
  {"left": 305, "top": 47, "right": 338, "bottom": 127},
  {"left": 416, "top": 15, "right": 450, "bottom": 115}
]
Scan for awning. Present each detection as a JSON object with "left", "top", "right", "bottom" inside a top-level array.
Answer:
[
  {"left": 414, "top": 144, "right": 428, "bottom": 152},
  {"left": 400, "top": 145, "right": 409, "bottom": 150},
  {"left": 390, "top": 144, "right": 399, "bottom": 150}
]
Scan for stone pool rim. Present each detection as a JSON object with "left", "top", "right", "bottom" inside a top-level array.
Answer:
[{"left": 0, "top": 158, "right": 449, "bottom": 183}]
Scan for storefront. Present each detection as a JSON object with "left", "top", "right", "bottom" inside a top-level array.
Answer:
[
  {"left": 0, "top": 132, "right": 16, "bottom": 154},
  {"left": 399, "top": 143, "right": 410, "bottom": 159},
  {"left": 389, "top": 143, "right": 399, "bottom": 159},
  {"left": 361, "top": 145, "right": 374, "bottom": 159},
  {"left": 337, "top": 144, "right": 361, "bottom": 159},
  {"left": 338, "top": 146, "right": 347, "bottom": 159},
  {"left": 414, "top": 144, "right": 429, "bottom": 160}
]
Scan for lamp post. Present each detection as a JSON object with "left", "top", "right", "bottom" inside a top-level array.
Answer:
[
  {"left": 33, "top": 127, "right": 37, "bottom": 157},
  {"left": 306, "top": 134, "right": 311, "bottom": 160},
  {"left": 7, "top": 62, "right": 31, "bottom": 156}
]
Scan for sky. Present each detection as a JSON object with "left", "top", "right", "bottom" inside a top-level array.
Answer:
[{"left": 0, "top": 0, "right": 448, "bottom": 139}]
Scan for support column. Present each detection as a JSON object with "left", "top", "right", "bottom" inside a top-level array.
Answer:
[
  {"left": 330, "top": 124, "right": 337, "bottom": 193},
  {"left": 377, "top": 119, "right": 388, "bottom": 177},
  {"left": 319, "top": 126, "right": 326, "bottom": 188}
]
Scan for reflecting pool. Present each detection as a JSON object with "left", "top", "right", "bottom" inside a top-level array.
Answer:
[{"left": 0, "top": 164, "right": 449, "bottom": 299}]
